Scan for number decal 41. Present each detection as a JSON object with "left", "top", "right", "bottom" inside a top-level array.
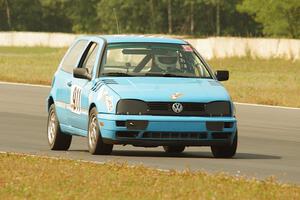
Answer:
[{"left": 70, "top": 85, "right": 82, "bottom": 114}]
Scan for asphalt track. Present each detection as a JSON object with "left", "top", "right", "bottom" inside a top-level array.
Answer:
[{"left": 0, "top": 82, "right": 299, "bottom": 184}]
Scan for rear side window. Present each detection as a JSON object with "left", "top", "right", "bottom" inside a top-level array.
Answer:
[{"left": 61, "top": 40, "right": 88, "bottom": 73}]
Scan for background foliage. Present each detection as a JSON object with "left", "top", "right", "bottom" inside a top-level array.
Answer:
[{"left": 0, "top": 0, "right": 299, "bottom": 38}]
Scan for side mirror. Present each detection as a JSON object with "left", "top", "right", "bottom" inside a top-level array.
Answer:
[
  {"left": 215, "top": 70, "right": 229, "bottom": 81},
  {"left": 73, "top": 68, "right": 91, "bottom": 80}
]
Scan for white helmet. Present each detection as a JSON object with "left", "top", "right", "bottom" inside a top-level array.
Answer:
[{"left": 154, "top": 52, "right": 178, "bottom": 71}]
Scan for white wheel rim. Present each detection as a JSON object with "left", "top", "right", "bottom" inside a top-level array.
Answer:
[
  {"left": 89, "top": 115, "right": 98, "bottom": 148},
  {"left": 47, "top": 110, "right": 56, "bottom": 144}
]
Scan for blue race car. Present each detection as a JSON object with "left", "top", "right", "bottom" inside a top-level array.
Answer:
[{"left": 47, "top": 35, "right": 237, "bottom": 157}]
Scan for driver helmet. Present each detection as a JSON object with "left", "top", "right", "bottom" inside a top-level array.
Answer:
[{"left": 154, "top": 51, "right": 178, "bottom": 71}]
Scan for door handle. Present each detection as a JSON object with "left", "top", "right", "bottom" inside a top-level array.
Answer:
[{"left": 67, "top": 81, "right": 72, "bottom": 87}]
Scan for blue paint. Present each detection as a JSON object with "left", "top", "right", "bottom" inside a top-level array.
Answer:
[
  {"left": 100, "top": 35, "right": 187, "bottom": 44},
  {"left": 47, "top": 35, "right": 237, "bottom": 146}
]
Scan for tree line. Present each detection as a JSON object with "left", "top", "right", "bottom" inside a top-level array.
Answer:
[{"left": 0, "top": 0, "right": 299, "bottom": 38}]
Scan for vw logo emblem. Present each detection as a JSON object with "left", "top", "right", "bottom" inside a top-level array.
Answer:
[{"left": 172, "top": 103, "right": 183, "bottom": 113}]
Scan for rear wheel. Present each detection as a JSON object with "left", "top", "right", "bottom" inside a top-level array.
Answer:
[
  {"left": 211, "top": 131, "right": 238, "bottom": 158},
  {"left": 88, "top": 107, "right": 113, "bottom": 155},
  {"left": 163, "top": 146, "right": 185, "bottom": 153},
  {"left": 47, "top": 104, "right": 72, "bottom": 150}
]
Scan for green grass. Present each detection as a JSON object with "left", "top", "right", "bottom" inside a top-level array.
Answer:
[
  {"left": 0, "top": 47, "right": 299, "bottom": 107},
  {"left": 0, "top": 153, "right": 299, "bottom": 200},
  {"left": 209, "top": 58, "right": 300, "bottom": 107},
  {"left": 0, "top": 47, "right": 66, "bottom": 85}
]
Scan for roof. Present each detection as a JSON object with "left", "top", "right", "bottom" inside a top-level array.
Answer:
[{"left": 97, "top": 35, "right": 187, "bottom": 44}]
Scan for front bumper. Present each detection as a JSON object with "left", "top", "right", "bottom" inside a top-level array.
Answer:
[{"left": 98, "top": 114, "right": 237, "bottom": 147}]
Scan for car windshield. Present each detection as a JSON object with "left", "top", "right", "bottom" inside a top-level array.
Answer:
[{"left": 100, "top": 43, "right": 212, "bottom": 78}]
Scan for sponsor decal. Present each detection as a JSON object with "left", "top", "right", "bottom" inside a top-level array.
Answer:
[
  {"left": 182, "top": 45, "right": 193, "bottom": 52},
  {"left": 91, "top": 80, "right": 104, "bottom": 92},
  {"left": 98, "top": 88, "right": 113, "bottom": 112},
  {"left": 70, "top": 85, "right": 82, "bottom": 114},
  {"left": 105, "top": 95, "right": 113, "bottom": 112},
  {"left": 171, "top": 92, "right": 183, "bottom": 100}
]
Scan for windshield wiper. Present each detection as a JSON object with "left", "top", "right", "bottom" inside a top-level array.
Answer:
[
  {"left": 144, "top": 72, "right": 195, "bottom": 78},
  {"left": 144, "top": 72, "right": 163, "bottom": 77},
  {"left": 162, "top": 73, "right": 194, "bottom": 78},
  {"left": 101, "top": 72, "right": 133, "bottom": 77}
]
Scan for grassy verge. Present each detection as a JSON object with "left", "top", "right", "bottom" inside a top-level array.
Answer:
[
  {"left": 209, "top": 58, "right": 300, "bottom": 107},
  {"left": 0, "top": 153, "right": 299, "bottom": 200},
  {"left": 0, "top": 47, "right": 66, "bottom": 85},
  {"left": 0, "top": 47, "right": 299, "bottom": 107}
]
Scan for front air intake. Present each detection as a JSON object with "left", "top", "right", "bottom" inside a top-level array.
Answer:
[
  {"left": 211, "top": 132, "right": 232, "bottom": 139},
  {"left": 116, "top": 131, "right": 139, "bottom": 138},
  {"left": 142, "top": 132, "right": 208, "bottom": 139}
]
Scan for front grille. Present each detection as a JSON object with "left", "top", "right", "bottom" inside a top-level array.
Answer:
[
  {"left": 142, "top": 132, "right": 208, "bottom": 139},
  {"left": 146, "top": 101, "right": 231, "bottom": 117},
  {"left": 147, "top": 102, "right": 169, "bottom": 111}
]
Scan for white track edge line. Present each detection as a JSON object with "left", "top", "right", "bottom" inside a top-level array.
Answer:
[
  {"left": 233, "top": 102, "right": 300, "bottom": 110},
  {"left": 0, "top": 151, "right": 170, "bottom": 172},
  {"left": 1, "top": 81, "right": 299, "bottom": 110},
  {"left": 0, "top": 81, "right": 50, "bottom": 88}
]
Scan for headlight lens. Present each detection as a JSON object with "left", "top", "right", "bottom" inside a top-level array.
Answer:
[
  {"left": 205, "top": 101, "right": 231, "bottom": 117},
  {"left": 116, "top": 99, "right": 148, "bottom": 115}
]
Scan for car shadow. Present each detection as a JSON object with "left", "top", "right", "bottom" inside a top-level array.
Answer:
[
  {"left": 68, "top": 149, "right": 281, "bottom": 159},
  {"left": 234, "top": 153, "right": 281, "bottom": 159},
  {"left": 111, "top": 150, "right": 281, "bottom": 159}
]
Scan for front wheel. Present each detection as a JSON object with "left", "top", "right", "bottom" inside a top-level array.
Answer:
[
  {"left": 211, "top": 131, "right": 238, "bottom": 158},
  {"left": 47, "top": 104, "right": 72, "bottom": 150},
  {"left": 88, "top": 107, "right": 113, "bottom": 155}
]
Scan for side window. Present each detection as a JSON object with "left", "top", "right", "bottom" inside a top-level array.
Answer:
[
  {"left": 61, "top": 40, "right": 88, "bottom": 73},
  {"left": 81, "top": 42, "right": 99, "bottom": 74}
]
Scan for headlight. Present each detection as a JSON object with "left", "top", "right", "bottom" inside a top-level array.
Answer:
[
  {"left": 116, "top": 99, "right": 148, "bottom": 115},
  {"left": 205, "top": 101, "right": 231, "bottom": 117}
]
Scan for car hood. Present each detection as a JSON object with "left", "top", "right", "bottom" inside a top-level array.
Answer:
[{"left": 103, "top": 77, "right": 231, "bottom": 102}]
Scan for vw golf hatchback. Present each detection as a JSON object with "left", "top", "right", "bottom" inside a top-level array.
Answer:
[{"left": 47, "top": 35, "right": 238, "bottom": 157}]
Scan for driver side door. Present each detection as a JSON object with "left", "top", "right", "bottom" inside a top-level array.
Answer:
[{"left": 68, "top": 41, "right": 101, "bottom": 133}]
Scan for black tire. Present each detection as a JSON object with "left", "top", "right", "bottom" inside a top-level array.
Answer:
[
  {"left": 163, "top": 146, "right": 185, "bottom": 153},
  {"left": 47, "top": 104, "right": 72, "bottom": 150},
  {"left": 211, "top": 131, "right": 238, "bottom": 158},
  {"left": 88, "top": 107, "right": 113, "bottom": 155}
]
